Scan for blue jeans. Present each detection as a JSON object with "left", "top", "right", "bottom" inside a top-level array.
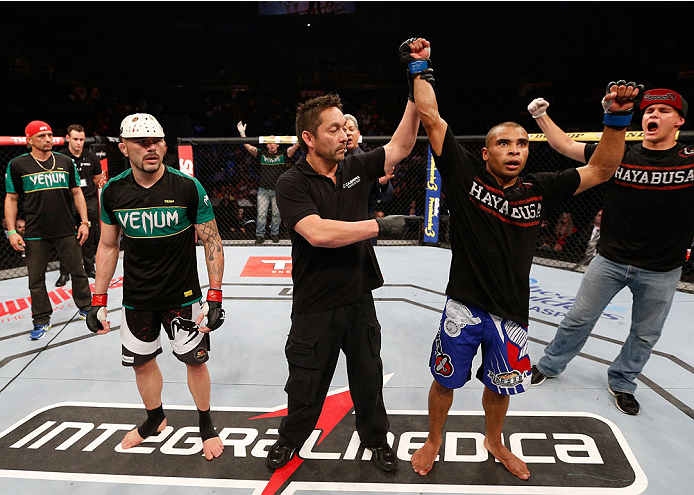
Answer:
[
  {"left": 537, "top": 253, "right": 681, "bottom": 394},
  {"left": 256, "top": 187, "right": 280, "bottom": 237}
]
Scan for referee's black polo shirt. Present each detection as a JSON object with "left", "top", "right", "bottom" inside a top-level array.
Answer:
[{"left": 276, "top": 147, "right": 386, "bottom": 314}]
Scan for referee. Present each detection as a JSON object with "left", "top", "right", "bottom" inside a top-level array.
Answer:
[{"left": 266, "top": 85, "right": 421, "bottom": 473}]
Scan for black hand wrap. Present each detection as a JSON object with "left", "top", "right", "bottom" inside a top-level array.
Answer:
[
  {"left": 398, "top": 38, "right": 435, "bottom": 101},
  {"left": 376, "top": 215, "right": 417, "bottom": 238},
  {"left": 205, "top": 289, "right": 225, "bottom": 331},
  {"left": 603, "top": 80, "right": 645, "bottom": 128},
  {"left": 86, "top": 293, "right": 107, "bottom": 333}
]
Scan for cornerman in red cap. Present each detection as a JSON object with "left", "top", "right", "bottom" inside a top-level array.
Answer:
[
  {"left": 528, "top": 87, "right": 694, "bottom": 416},
  {"left": 4, "top": 120, "right": 92, "bottom": 340}
]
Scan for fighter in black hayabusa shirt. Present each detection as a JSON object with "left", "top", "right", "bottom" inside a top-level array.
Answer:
[{"left": 401, "top": 37, "right": 642, "bottom": 482}]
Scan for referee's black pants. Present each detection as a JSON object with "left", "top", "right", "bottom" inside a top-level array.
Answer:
[{"left": 278, "top": 292, "right": 390, "bottom": 449}]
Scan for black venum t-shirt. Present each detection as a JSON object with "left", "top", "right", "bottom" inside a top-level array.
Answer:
[
  {"left": 101, "top": 166, "right": 215, "bottom": 311},
  {"left": 5, "top": 152, "right": 80, "bottom": 239},
  {"left": 258, "top": 151, "right": 292, "bottom": 189}
]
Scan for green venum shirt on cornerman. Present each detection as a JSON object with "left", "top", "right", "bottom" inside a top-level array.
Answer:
[{"left": 5, "top": 152, "right": 81, "bottom": 239}]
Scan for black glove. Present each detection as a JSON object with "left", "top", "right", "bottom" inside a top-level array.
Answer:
[
  {"left": 398, "top": 37, "right": 419, "bottom": 64},
  {"left": 376, "top": 215, "right": 418, "bottom": 238},
  {"left": 203, "top": 289, "right": 225, "bottom": 331},
  {"left": 602, "top": 80, "right": 644, "bottom": 128},
  {"left": 86, "top": 293, "right": 107, "bottom": 333},
  {"left": 398, "top": 38, "right": 435, "bottom": 101}
]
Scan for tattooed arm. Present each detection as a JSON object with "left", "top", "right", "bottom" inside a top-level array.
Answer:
[{"left": 195, "top": 219, "right": 224, "bottom": 289}]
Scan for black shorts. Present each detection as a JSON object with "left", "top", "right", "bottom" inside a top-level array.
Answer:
[{"left": 120, "top": 300, "right": 210, "bottom": 367}]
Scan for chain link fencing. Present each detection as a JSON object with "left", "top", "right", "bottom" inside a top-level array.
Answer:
[
  {"left": 0, "top": 137, "right": 128, "bottom": 281},
  {"left": 184, "top": 136, "right": 430, "bottom": 245},
  {"left": 2, "top": 134, "right": 693, "bottom": 292}
]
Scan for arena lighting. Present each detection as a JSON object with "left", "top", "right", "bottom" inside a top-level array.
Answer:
[{"left": 258, "top": 1, "right": 355, "bottom": 15}]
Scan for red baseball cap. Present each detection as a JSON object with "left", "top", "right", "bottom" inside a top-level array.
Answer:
[
  {"left": 640, "top": 89, "right": 688, "bottom": 117},
  {"left": 25, "top": 120, "right": 53, "bottom": 138}
]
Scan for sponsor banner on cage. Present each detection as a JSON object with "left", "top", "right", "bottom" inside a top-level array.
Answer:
[
  {"left": 423, "top": 146, "right": 441, "bottom": 244},
  {"left": 178, "top": 145, "right": 194, "bottom": 177},
  {"left": 240, "top": 256, "right": 292, "bottom": 277},
  {"left": 0, "top": 136, "right": 65, "bottom": 146},
  {"left": 259, "top": 136, "right": 297, "bottom": 144},
  {"left": 0, "top": 399, "right": 646, "bottom": 494},
  {"left": 528, "top": 131, "right": 671, "bottom": 142},
  {"left": 95, "top": 150, "right": 108, "bottom": 185}
]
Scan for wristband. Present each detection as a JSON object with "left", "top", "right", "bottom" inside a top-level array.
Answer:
[
  {"left": 207, "top": 288, "right": 222, "bottom": 303},
  {"left": 603, "top": 112, "right": 632, "bottom": 128},
  {"left": 408, "top": 59, "right": 429, "bottom": 77},
  {"left": 8, "top": 230, "right": 16, "bottom": 235},
  {"left": 92, "top": 293, "right": 108, "bottom": 306}
]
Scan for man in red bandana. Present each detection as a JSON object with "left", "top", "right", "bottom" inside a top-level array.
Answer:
[{"left": 529, "top": 88, "right": 694, "bottom": 416}]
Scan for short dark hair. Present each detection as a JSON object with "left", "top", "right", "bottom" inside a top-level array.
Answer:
[
  {"left": 485, "top": 121, "right": 526, "bottom": 147},
  {"left": 295, "top": 93, "right": 343, "bottom": 153},
  {"left": 66, "top": 124, "right": 85, "bottom": 135}
]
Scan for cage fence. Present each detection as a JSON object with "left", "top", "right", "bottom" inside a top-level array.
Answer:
[{"left": 1, "top": 134, "right": 692, "bottom": 293}]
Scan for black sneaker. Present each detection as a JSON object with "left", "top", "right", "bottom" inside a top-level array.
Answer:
[
  {"left": 56, "top": 274, "right": 70, "bottom": 287},
  {"left": 530, "top": 365, "right": 548, "bottom": 386},
  {"left": 271, "top": 234, "right": 280, "bottom": 243},
  {"left": 367, "top": 444, "right": 398, "bottom": 472},
  {"left": 255, "top": 236, "right": 265, "bottom": 245},
  {"left": 608, "top": 387, "right": 640, "bottom": 415},
  {"left": 266, "top": 441, "right": 298, "bottom": 469}
]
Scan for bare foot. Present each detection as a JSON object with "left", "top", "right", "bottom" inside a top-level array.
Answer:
[
  {"left": 121, "top": 418, "right": 167, "bottom": 449},
  {"left": 202, "top": 436, "right": 224, "bottom": 460},
  {"left": 484, "top": 437, "right": 530, "bottom": 480},
  {"left": 410, "top": 437, "right": 441, "bottom": 476}
]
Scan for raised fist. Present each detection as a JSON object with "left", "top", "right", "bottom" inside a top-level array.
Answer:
[
  {"left": 601, "top": 80, "right": 644, "bottom": 128},
  {"left": 602, "top": 80, "right": 644, "bottom": 114},
  {"left": 398, "top": 38, "right": 431, "bottom": 63},
  {"left": 237, "top": 121, "right": 247, "bottom": 135},
  {"left": 528, "top": 98, "right": 549, "bottom": 119}
]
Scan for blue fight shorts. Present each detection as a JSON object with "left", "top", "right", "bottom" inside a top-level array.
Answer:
[{"left": 429, "top": 298, "right": 531, "bottom": 395}]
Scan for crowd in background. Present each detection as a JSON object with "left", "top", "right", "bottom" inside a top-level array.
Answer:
[{"left": 1, "top": 3, "right": 694, "bottom": 283}]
